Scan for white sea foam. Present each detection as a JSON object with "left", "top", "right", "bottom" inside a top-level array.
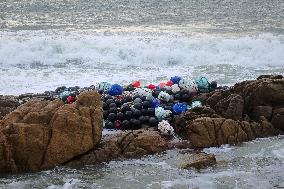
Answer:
[
  {"left": 0, "top": 31, "right": 283, "bottom": 68},
  {"left": 0, "top": 31, "right": 283, "bottom": 94}
]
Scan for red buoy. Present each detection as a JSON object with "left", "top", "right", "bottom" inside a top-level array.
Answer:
[
  {"left": 148, "top": 84, "right": 156, "bottom": 90},
  {"left": 133, "top": 81, "right": 141, "bottom": 88},
  {"left": 158, "top": 82, "right": 166, "bottom": 89},
  {"left": 67, "top": 96, "right": 75, "bottom": 104},
  {"left": 166, "top": 80, "right": 174, "bottom": 86}
]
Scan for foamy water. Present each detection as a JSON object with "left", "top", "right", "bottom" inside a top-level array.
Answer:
[
  {"left": 0, "top": 31, "right": 283, "bottom": 94},
  {"left": 0, "top": 0, "right": 284, "bottom": 188},
  {"left": 0, "top": 136, "right": 283, "bottom": 189}
]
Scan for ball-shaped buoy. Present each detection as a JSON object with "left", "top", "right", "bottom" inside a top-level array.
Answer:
[
  {"left": 59, "top": 91, "right": 71, "bottom": 101},
  {"left": 158, "top": 91, "right": 171, "bottom": 102},
  {"left": 98, "top": 82, "right": 111, "bottom": 92},
  {"left": 147, "top": 108, "right": 155, "bottom": 116},
  {"left": 148, "top": 84, "right": 156, "bottom": 90},
  {"left": 133, "top": 81, "right": 141, "bottom": 88},
  {"left": 108, "top": 113, "right": 116, "bottom": 122},
  {"left": 155, "top": 107, "right": 167, "bottom": 120},
  {"left": 170, "top": 76, "right": 182, "bottom": 84},
  {"left": 166, "top": 81, "right": 174, "bottom": 86},
  {"left": 158, "top": 120, "right": 174, "bottom": 136},
  {"left": 151, "top": 98, "right": 160, "bottom": 108},
  {"left": 122, "top": 120, "right": 130, "bottom": 130},
  {"left": 133, "top": 98, "right": 142, "bottom": 104},
  {"left": 149, "top": 117, "right": 158, "bottom": 127},
  {"left": 117, "top": 112, "right": 124, "bottom": 121},
  {"left": 158, "top": 82, "right": 166, "bottom": 89},
  {"left": 108, "top": 84, "right": 123, "bottom": 96},
  {"left": 67, "top": 96, "right": 76, "bottom": 104},
  {"left": 171, "top": 84, "right": 180, "bottom": 94},
  {"left": 114, "top": 120, "right": 122, "bottom": 130},
  {"left": 210, "top": 81, "right": 217, "bottom": 91},
  {"left": 172, "top": 103, "right": 187, "bottom": 114},
  {"left": 191, "top": 101, "right": 202, "bottom": 108},
  {"left": 195, "top": 76, "right": 209, "bottom": 91},
  {"left": 105, "top": 121, "right": 114, "bottom": 129}
]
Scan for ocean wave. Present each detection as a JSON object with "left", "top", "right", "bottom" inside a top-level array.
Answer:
[
  {"left": 0, "top": 31, "right": 283, "bottom": 68},
  {"left": 0, "top": 31, "right": 283, "bottom": 95}
]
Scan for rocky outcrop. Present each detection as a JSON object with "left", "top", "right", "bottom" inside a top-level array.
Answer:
[
  {"left": 204, "top": 75, "right": 284, "bottom": 132},
  {"left": 179, "top": 152, "right": 216, "bottom": 170},
  {"left": 272, "top": 108, "right": 284, "bottom": 131},
  {"left": 0, "top": 95, "right": 20, "bottom": 119},
  {"left": 0, "top": 91, "right": 102, "bottom": 173},
  {"left": 173, "top": 106, "right": 221, "bottom": 138},
  {"left": 66, "top": 130, "right": 168, "bottom": 167},
  {"left": 185, "top": 117, "right": 278, "bottom": 148},
  {"left": 207, "top": 93, "right": 244, "bottom": 120}
]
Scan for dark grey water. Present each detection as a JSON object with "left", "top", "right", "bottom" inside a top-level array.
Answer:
[
  {"left": 0, "top": 136, "right": 283, "bottom": 189},
  {"left": 1, "top": 0, "right": 283, "bottom": 34}
]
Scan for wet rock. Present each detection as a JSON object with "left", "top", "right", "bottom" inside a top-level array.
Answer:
[
  {"left": 0, "top": 95, "right": 20, "bottom": 119},
  {"left": 206, "top": 75, "right": 284, "bottom": 124},
  {"left": 0, "top": 91, "right": 103, "bottom": 173},
  {"left": 179, "top": 152, "right": 216, "bottom": 169},
  {"left": 66, "top": 130, "right": 168, "bottom": 167},
  {"left": 185, "top": 117, "right": 278, "bottom": 148},
  {"left": 208, "top": 93, "right": 244, "bottom": 120},
  {"left": 18, "top": 93, "right": 55, "bottom": 104},
  {"left": 173, "top": 106, "right": 221, "bottom": 138},
  {"left": 257, "top": 75, "right": 283, "bottom": 80},
  {"left": 251, "top": 106, "right": 273, "bottom": 121},
  {"left": 233, "top": 76, "right": 284, "bottom": 116},
  {"left": 271, "top": 108, "right": 284, "bottom": 131}
]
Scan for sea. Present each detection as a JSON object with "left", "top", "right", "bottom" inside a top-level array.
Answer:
[{"left": 0, "top": 0, "right": 283, "bottom": 188}]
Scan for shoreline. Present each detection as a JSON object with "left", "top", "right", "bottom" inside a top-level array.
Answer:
[{"left": 0, "top": 74, "right": 283, "bottom": 174}]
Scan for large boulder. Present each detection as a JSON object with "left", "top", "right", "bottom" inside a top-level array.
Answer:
[
  {"left": 0, "top": 95, "right": 20, "bottom": 119},
  {"left": 207, "top": 93, "right": 244, "bottom": 120},
  {"left": 205, "top": 75, "right": 284, "bottom": 132},
  {"left": 179, "top": 152, "right": 216, "bottom": 170},
  {"left": 66, "top": 130, "right": 168, "bottom": 167},
  {"left": 233, "top": 76, "right": 284, "bottom": 114},
  {"left": 184, "top": 117, "right": 278, "bottom": 148},
  {"left": 271, "top": 108, "right": 284, "bottom": 131},
  {"left": 173, "top": 106, "right": 221, "bottom": 139},
  {"left": 0, "top": 91, "right": 103, "bottom": 173}
]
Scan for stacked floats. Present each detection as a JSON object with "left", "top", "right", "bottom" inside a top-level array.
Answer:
[{"left": 59, "top": 76, "right": 217, "bottom": 135}]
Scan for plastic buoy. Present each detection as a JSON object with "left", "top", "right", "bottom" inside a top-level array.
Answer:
[
  {"left": 98, "top": 82, "right": 111, "bottom": 91},
  {"left": 158, "top": 82, "right": 166, "bottom": 89},
  {"left": 108, "top": 84, "right": 123, "bottom": 96},
  {"left": 151, "top": 98, "right": 160, "bottom": 108},
  {"left": 166, "top": 80, "right": 174, "bottom": 86},
  {"left": 191, "top": 101, "right": 202, "bottom": 108},
  {"left": 158, "top": 91, "right": 171, "bottom": 102},
  {"left": 133, "top": 81, "right": 141, "bottom": 88},
  {"left": 158, "top": 120, "right": 174, "bottom": 136},
  {"left": 148, "top": 84, "right": 156, "bottom": 90},
  {"left": 195, "top": 76, "right": 209, "bottom": 91},
  {"left": 170, "top": 76, "right": 182, "bottom": 84},
  {"left": 155, "top": 107, "right": 167, "bottom": 120},
  {"left": 172, "top": 103, "right": 187, "bottom": 114},
  {"left": 67, "top": 96, "right": 75, "bottom": 104}
]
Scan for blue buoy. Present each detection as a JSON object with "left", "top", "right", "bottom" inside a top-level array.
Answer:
[
  {"left": 170, "top": 76, "right": 182, "bottom": 84},
  {"left": 172, "top": 103, "right": 187, "bottom": 114},
  {"left": 151, "top": 98, "right": 160, "bottom": 108},
  {"left": 108, "top": 84, "right": 123, "bottom": 96}
]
